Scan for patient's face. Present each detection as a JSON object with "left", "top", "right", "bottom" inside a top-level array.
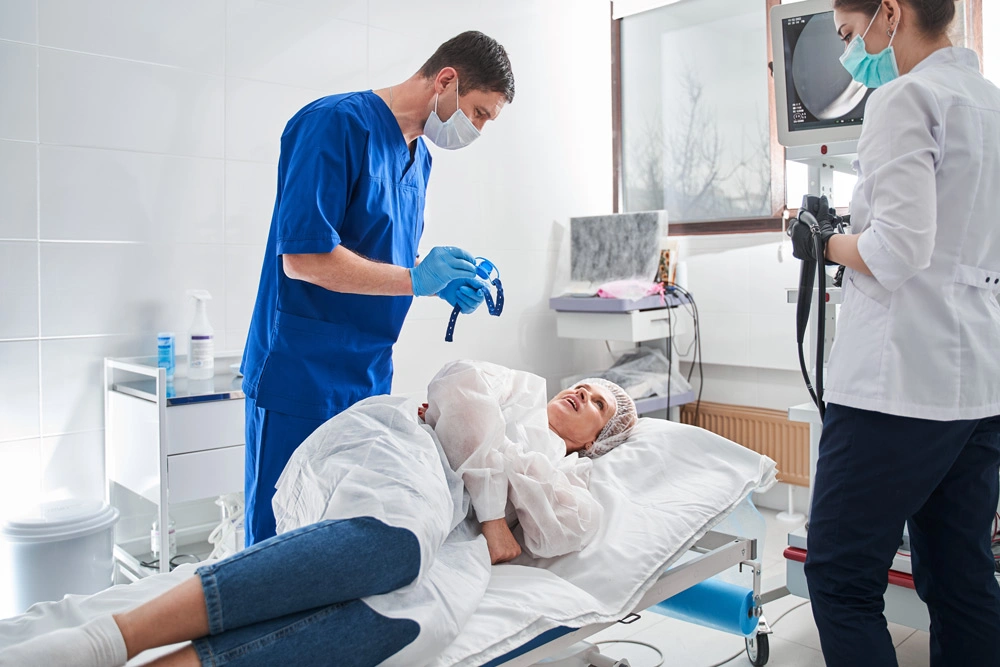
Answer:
[{"left": 547, "top": 383, "right": 615, "bottom": 454}]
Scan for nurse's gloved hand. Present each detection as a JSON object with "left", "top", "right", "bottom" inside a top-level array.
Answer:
[
  {"left": 439, "top": 278, "right": 487, "bottom": 314},
  {"left": 410, "top": 246, "right": 478, "bottom": 297}
]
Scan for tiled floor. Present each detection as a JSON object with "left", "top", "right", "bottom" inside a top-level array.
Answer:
[{"left": 588, "top": 508, "right": 932, "bottom": 667}]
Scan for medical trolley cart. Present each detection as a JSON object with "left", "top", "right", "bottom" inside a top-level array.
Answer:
[
  {"left": 104, "top": 353, "right": 246, "bottom": 578},
  {"left": 550, "top": 293, "right": 695, "bottom": 420}
]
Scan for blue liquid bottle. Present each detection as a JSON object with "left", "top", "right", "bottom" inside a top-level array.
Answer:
[{"left": 157, "top": 332, "right": 175, "bottom": 381}]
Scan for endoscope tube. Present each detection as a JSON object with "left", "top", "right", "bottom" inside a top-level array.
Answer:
[{"left": 814, "top": 232, "right": 826, "bottom": 420}]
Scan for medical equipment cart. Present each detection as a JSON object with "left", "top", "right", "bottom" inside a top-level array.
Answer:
[
  {"left": 104, "top": 354, "right": 246, "bottom": 578},
  {"left": 550, "top": 293, "right": 695, "bottom": 420}
]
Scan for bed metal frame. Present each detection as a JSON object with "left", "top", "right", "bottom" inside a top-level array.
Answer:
[{"left": 496, "top": 531, "right": 769, "bottom": 667}]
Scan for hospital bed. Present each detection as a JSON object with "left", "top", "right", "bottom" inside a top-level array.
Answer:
[
  {"left": 490, "top": 530, "right": 769, "bottom": 667},
  {"left": 0, "top": 418, "right": 778, "bottom": 667}
]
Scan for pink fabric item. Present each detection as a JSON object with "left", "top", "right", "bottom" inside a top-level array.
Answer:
[{"left": 596, "top": 280, "right": 665, "bottom": 301}]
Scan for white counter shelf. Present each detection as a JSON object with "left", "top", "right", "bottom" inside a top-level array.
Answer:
[{"left": 104, "top": 354, "right": 245, "bottom": 578}]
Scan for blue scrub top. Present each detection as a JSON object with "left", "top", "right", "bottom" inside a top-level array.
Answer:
[{"left": 241, "top": 91, "right": 431, "bottom": 420}]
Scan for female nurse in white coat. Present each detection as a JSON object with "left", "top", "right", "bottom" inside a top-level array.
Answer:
[{"left": 796, "top": 1, "right": 1000, "bottom": 665}]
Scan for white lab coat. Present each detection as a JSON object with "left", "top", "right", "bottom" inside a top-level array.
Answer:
[
  {"left": 425, "top": 360, "right": 603, "bottom": 558},
  {"left": 826, "top": 47, "right": 1000, "bottom": 421}
]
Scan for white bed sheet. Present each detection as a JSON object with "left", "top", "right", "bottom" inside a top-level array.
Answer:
[{"left": 0, "top": 418, "right": 776, "bottom": 666}]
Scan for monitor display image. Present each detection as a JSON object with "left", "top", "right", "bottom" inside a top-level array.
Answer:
[{"left": 782, "top": 10, "right": 872, "bottom": 133}]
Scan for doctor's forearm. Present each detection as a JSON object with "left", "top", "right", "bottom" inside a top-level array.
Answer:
[
  {"left": 825, "top": 234, "right": 873, "bottom": 276},
  {"left": 282, "top": 246, "right": 415, "bottom": 295}
]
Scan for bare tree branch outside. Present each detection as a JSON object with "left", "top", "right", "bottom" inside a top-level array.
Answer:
[{"left": 621, "top": 3, "right": 772, "bottom": 223}]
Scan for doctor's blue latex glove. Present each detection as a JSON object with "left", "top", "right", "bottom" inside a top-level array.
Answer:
[
  {"left": 439, "top": 277, "right": 487, "bottom": 314},
  {"left": 410, "top": 246, "right": 478, "bottom": 297}
]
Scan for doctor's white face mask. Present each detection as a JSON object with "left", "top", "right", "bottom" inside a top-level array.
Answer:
[{"left": 423, "top": 81, "right": 480, "bottom": 150}]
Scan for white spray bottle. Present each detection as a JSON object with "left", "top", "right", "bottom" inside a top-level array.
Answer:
[{"left": 186, "top": 290, "right": 214, "bottom": 380}]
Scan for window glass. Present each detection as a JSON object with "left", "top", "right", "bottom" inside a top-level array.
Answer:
[{"left": 621, "top": 0, "right": 772, "bottom": 221}]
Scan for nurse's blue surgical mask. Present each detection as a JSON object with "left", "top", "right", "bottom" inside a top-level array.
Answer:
[
  {"left": 839, "top": 6, "right": 899, "bottom": 88},
  {"left": 423, "top": 81, "right": 480, "bottom": 150}
]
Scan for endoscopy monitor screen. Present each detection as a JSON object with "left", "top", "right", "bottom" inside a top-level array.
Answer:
[{"left": 782, "top": 10, "right": 873, "bottom": 133}]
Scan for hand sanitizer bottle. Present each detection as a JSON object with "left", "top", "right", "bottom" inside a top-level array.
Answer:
[{"left": 186, "top": 290, "right": 214, "bottom": 380}]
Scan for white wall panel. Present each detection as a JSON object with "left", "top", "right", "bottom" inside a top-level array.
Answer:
[
  {"left": 0, "top": 0, "right": 37, "bottom": 44},
  {"left": 224, "top": 244, "right": 266, "bottom": 342},
  {"left": 40, "top": 243, "right": 226, "bottom": 338},
  {"left": 40, "top": 146, "right": 224, "bottom": 243},
  {"left": 38, "top": 0, "right": 225, "bottom": 74},
  {"left": 225, "top": 78, "right": 322, "bottom": 163},
  {"left": 0, "top": 41, "right": 37, "bottom": 141},
  {"left": 0, "top": 241, "right": 38, "bottom": 339},
  {"left": 39, "top": 49, "right": 224, "bottom": 157},
  {"left": 39, "top": 430, "right": 105, "bottom": 501},
  {"left": 0, "top": 438, "right": 41, "bottom": 523},
  {"left": 227, "top": 0, "right": 367, "bottom": 90},
  {"left": 0, "top": 140, "right": 37, "bottom": 240},
  {"left": 0, "top": 341, "right": 40, "bottom": 442},
  {"left": 40, "top": 335, "right": 145, "bottom": 436},
  {"left": 225, "top": 160, "right": 277, "bottom": 244},
  {"left": 368, "top": 0, "right": 483, "bottom": 36}
]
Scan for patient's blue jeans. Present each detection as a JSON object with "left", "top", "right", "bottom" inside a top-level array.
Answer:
[
  {"left": 805, "top": 405, "right": 1000, "bottom": 667},
  {"left": 192, "top": 516, "right": 421, "bottom": 666}
]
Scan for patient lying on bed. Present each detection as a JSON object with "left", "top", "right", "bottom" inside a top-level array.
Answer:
[
  {"left": 423, "top": 360, "right": 637, "bottom": 563},
  {"left": 0, "top": 361, "right": 637, "bottom": 667}
]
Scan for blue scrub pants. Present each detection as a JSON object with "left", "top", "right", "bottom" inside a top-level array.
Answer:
[
  {"left": 805, "top": 403, "right": 1000, "bottom": 667},
  {"left": 244, "top": 396, "right": 326, "bottom": 546},
  {"left": 193, "top": 516, "right": 420, "bottom": 666}
]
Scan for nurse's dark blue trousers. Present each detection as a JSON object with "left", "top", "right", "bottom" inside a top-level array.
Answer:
[
  {"left": 805, "top": 403, "right": 1000, "bottom": 667},
  {"left": 244, "top": 396, "right": 326, "bottom": 546}
]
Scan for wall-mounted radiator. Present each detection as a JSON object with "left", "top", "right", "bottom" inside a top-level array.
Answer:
[{"left": 681, "top": 401, "right": 810, "bottom": 487}]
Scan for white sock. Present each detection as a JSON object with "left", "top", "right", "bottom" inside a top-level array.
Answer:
[{"left": 0, "top": 615, "right": 128, "bottom": 667}]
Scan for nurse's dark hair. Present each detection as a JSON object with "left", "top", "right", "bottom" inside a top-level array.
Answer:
[
  {"left": 419, "top": 31, "right": 515, "bottom": 103},
  {"left": 832, "top": 0, "right": 957, "bottom": 36}
]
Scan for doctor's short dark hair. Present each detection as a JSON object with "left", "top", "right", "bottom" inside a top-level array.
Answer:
[
  {"left": 832, "top": 0, "right": 957, "bottom": 37},
  {"left": 420, "top": 31, "right": 515, "bottom": 103}
]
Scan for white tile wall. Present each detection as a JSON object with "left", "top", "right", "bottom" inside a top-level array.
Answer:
[
  {"left": 0, "top": 438, "right": 41, "bottom": 523},
  {"left": 0, "top": 0, "right": 619, "bottom": 511},
  {"left": 226, "top": 1, "right": 367, "bottom": 91},
  {"left": 673, "top": 233, "right": 814, "bottom": 404},
  {"left": 38, "top": 0, "right": 226, "bottom": 74},
  {"left": 40, "top": 146, "right": 225, "bottom": 243},
  {"left": 39, "top": 49, "right": 225, "bottom": 156},
  {"left": 0, "top": 341, "right": 40, "bottom": 442},
  {"left": 39, "top": 242, "right": 227, "bottom": 338},
  {"left": 0, "top": 140, "right": 38, "bottom": 239},
  {"left": 39, "top": 430, "right": 105, "bottom": 502},
  {"left": 0, "top": 40, "right": 37, "bottom": 141},
  {"left": 225, "top": 161, "right": 277, "bottom": 244},
  {"left": 225, "top": 77, "right": 322, "bottom": 163},
  {"left": 224, "top": 244, "right": 266, "bottom": 342},
  {"left": 0, "top": 0, "right": 37, "bottom": 44},
  {"left": 39, "top": 335, "right": 146, "bottom": 436},
  {"left": 0, "top": 242, "right": 39, "bottom": 339}
]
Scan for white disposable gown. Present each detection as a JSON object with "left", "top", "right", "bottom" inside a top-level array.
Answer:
[
  {"left": 425, "top": 359, "right": 603, "bottom": 558},
  {"left": 271, "top": 360, "right": 602, "bottom": 665}
]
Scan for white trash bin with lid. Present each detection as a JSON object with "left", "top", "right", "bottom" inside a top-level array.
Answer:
[{"left": 1, "top": 499, "right": 120, "bottom": 614}]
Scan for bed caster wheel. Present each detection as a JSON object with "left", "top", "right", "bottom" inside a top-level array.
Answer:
[{"left": 745, "top": 632, "right": 769, "bottom": 666}]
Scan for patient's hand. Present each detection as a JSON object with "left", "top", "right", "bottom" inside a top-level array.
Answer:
[{"left": 481, "top": 518, "right": 521, "bottom": 564}]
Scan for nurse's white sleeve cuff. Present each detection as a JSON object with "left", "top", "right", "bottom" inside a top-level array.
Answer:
[{"left": 857, "top": 225, "right": 918, "bottom": 292}]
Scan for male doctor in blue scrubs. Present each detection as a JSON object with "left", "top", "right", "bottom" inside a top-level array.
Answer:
[{"left": 240, "top": 31, "right": 516, "bottom": 545}]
